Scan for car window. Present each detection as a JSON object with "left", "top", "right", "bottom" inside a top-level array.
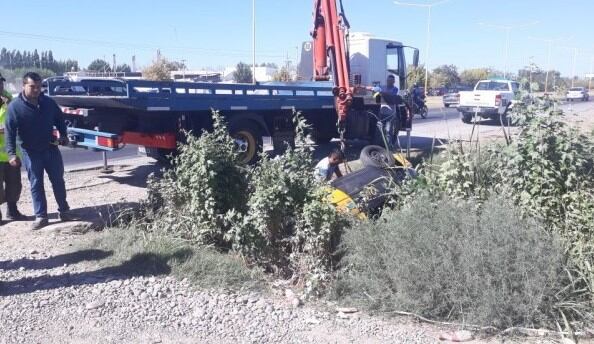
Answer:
[
  {"left": 476, "top": 81, "right": 510, "bottom": 91},
  {"left": 570, "top": 87, "right": 583, "bottom": 91},
  {"left": 511, "top": 82, "right": 519, "bottom": 92}
]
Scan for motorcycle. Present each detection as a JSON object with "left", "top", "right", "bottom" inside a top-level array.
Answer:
[{"left": 411, "top": 97, "right": 428, "bottom": 119}]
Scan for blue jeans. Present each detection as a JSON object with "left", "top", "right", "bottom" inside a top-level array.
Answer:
[{"left": 21, "top": 147, "right": 70, "bottom": 219}]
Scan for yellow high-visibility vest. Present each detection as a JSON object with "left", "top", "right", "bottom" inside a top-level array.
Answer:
[{"left": 0, "top": 90, "right": 14, "bottom": 162}]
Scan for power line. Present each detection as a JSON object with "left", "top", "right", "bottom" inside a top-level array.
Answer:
[{"left": 0, "top": 30, "right": 285, "bottom": 58}]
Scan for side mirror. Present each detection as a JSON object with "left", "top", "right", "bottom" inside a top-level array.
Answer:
[{"left": 413, "top": 49, "right": 419, "bottom": 68}]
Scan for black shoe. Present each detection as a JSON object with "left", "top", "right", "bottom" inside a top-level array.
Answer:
[
  {"left": 6, "top": 210, "right": 27, "bottom": 221},
  {"left": 59, "top": 212, "right": 77, "bottom": 222},
  {"left": 31, "top": 218, "right": 49, "bottom": 231}
]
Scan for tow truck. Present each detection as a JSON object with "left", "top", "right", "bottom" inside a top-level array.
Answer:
[{"left": 48, "top": 0, "right": 418, "bottom": 166}]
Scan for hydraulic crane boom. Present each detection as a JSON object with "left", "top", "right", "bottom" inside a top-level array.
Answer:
[{"left": 312, "top": 0, "right": 353, "bottom": 126}]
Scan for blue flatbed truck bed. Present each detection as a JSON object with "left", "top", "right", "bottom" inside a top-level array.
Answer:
[{"left": 48, "top": 78, "right": 382, "bottom": 163}]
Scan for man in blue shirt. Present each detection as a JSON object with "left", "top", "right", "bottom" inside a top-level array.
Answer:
[
  {"left": 5, "top": 72, "right": 72, "bottom": 230},
  {"left": 366, "top": 75, "right": 405, "bottom": 146}
]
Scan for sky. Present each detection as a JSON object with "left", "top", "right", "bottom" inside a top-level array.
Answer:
[{"left": 1, "top": 0, "right": 593, "bottom": 77}]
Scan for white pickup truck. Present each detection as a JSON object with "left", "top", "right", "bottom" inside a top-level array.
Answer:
[{"left": 458, "top": 79, "right": 520, "bottom": 123}]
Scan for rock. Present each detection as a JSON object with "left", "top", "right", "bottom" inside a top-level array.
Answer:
[
  {"left": 336, "top": 307, "right": 358, "bottom": 314},
  {"left": 284, "top": 289, "right": 295, "bottom": 300},
  {"left": 561, "top": 339, "right": 576, "bottom": 344},
  {"left": 85, "top": 300, "right": 105, "bottom": 310},
  {"left": 336, "top": 312, "right": 350, "bottom": 319},
  {"left": 29, "top": 250, "right": 39, "bottom": 255},
  {"left": 291, "top": 297, "right": 302, "bottom": 308},
  {"left": 305, "top": 317, "right": 320, "bottom": 325},
  {"left": 438, "top": 330, "right": 474, "bottom": 342}
]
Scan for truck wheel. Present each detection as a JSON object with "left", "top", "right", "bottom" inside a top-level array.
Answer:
[
  {"left": 444, "top": 104, "right": 450, "bottom": 108},
  {"left": 229, "top": 121, "right": 262, "bottom": 165},
  {"left": 144, "top": 148, "right": 176, "bottom": 166},
  {"left": 360, "top": 145, "right": 395, "bottom": 168},
  {"left": 461, "top": 112, "right": 472, "bottom": 124}
]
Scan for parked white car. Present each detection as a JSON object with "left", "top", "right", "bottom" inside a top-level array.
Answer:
[
  {"left": 566, "top": 87, "right": 589, "bottom": 101},
  {"left": 458, "top": 79, "right": 519, "bottom": 123}
]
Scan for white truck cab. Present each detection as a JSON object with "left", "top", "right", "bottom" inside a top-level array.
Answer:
[{"left": 458, "top": 79, "right": 520, "bottom": 123}]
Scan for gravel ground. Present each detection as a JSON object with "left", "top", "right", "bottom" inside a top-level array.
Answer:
[
  {"left": 0, "top": 156, "right": 574, "bottom": 343},
  {"left": 0, "top": 158, "right": 443, "bottom": 343}
]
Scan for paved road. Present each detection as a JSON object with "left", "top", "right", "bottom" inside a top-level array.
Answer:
[{"left": 61, "top": 145, "right": 140, "bottom": 169}]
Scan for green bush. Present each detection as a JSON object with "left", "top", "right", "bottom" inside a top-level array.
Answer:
[
  {"left": 394, "top": 98, "right": 594, "bottom": 328},
  {"left": 147, "top": 112, "right": 248, "bottom": 246},
  {"left": 143, "top": 112, "right": 347, "bottom": 292},
  {"left": 333, "top": 194, "right": 565, "bottom": 328}
]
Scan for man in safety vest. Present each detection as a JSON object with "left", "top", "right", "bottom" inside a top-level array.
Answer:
[{"left": 0, "top": 73, "right": 26, "bottom": 225}]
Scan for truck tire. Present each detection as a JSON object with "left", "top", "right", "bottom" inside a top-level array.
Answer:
[
  {"left": 461, "top": 112, "right": 472, "bottom": 124},
  {"left": 360, "top": 145, "right": 395, "bottom": 168},
  {"left": 229, "top": 120, "right": 262, "bottom": 165},
  {"left": 145, "top": 147, "right": 176, "bottom": 166}
]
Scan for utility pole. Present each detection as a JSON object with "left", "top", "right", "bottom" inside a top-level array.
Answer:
[
  {"left": 588, "top": 55, "right": 594, "bottom": 91},
  {"left": 529, "top": 36, "right": 566, "bottom": 94},
  {"left": 479, "top": 21, "right": 539, "bottom": 79},
  {"left": 394, "top": 0, "right": 451, "bottom": 97},
  {"left": 132, "top": 55, "right": 136, "bottom": 72},
  {"left": 558, "top": 46, "right": 580, "bottom": 88},
  {"left": 112, "top": 54, "right": 116, "bottom": 75},
  {"left": 252, "top": 0, "right": 257, "bottom": 84},
  {"left": 181, "top": 59, "right": 186, "bottom": 80}
]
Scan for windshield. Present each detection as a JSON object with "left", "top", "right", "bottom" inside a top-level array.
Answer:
[{"left": 476, "top": 81, "right": 510, "bottom": 91}]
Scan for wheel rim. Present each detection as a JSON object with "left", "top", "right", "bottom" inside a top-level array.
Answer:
[
  {"left": 234, "top": 130, "right": 257, "bottom": 164},
  {"left": 370, "top": 149, "right": 389, "bottom": 165}
]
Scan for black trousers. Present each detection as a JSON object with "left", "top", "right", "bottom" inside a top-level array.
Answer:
[{"left": 0, "top": 162, "right": 22, "bottom": 204}]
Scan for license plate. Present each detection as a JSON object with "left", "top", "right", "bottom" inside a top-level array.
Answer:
[
  {"left": 473, "top": 107, "right": 482, "bottom": 113},
  {"left": 138, "top": 146, "right": 147, "bottom": 154}
]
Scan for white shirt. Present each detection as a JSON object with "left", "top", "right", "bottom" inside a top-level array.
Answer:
[{"left": 315, "top": 157, "right": 338, "bottom": 181}]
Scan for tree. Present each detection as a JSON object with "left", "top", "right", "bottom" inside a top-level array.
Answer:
[
  {"left": 142, "top": 57, "right": 177, "bottom": 80},
  {"left": 273, "top": 66, "right": 292, "bottom": 82},
  {"left": 406, "top": 64, "right": 426, "bottom": 89},
  {"left": 87, "top": 59, "right": 112, "bottom": 72},
  {"left": 431, "top": 64, "right": 460, "bottom": 89},
  {"left": 459, "top": 68, "right": 492, "bottom": 87},
  {"left": 116, "top": 64, "right": 132, "bottom": 73},
  {"left": 233, "top": 62, "right": 253, "bottom": 83}
]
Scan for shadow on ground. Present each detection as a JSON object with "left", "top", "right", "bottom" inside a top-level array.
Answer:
[
  {"left": 0, "top": 249, "right": 191, "bottom": 296},
  {"left": 66, "top": 202, "right": 141, "bottom": 230},
  {"left": 97, "top": 163, "right": 164, "bottom": 188},
  {"left": 0, "top": 249, "right": 113, "bottom": 271}
]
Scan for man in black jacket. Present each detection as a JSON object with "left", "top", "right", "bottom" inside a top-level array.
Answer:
[{"left": 4, "top": 72, "right": 72, "bottom": 230}]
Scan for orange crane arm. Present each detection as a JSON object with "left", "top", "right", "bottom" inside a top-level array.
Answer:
[{"left": 311, "top": 0, "right": 353, "bottom": 125}]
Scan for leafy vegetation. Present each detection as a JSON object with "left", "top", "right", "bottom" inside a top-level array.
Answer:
[
  {"left": 136, "top": 112, "right": 347, "bottom": 293},
  {"left": 142, "top": 57, "right": 185, "bottom": 81},
  {"left": 387, "top": 97, "right": 594, "bottom": 329},
  {"left": 0, "top": 47, "right": 79, "bottom": 75},
  {"left": 233, "top": 62, "right": 254, "bottom": 83},
  {"left": 334, "top": 195, "right": 565, "bottom": 328}
]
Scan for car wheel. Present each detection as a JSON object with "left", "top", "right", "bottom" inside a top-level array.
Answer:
[
  {"left": 360, "top": 145, "right": 396, "bottom": 168},
  {"left": 229, "top": 120, "right": 263, "bottom": 165},
  {"left": 444, "top": 104, "right": 450, "bottom": 108},
  {"left": 461, "top": 112, "right": 472, "bottom": 124}
]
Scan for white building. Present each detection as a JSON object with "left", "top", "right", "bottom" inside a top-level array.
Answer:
[{"left": 222, "top": 66, "right": 278, "bottom": 83}]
